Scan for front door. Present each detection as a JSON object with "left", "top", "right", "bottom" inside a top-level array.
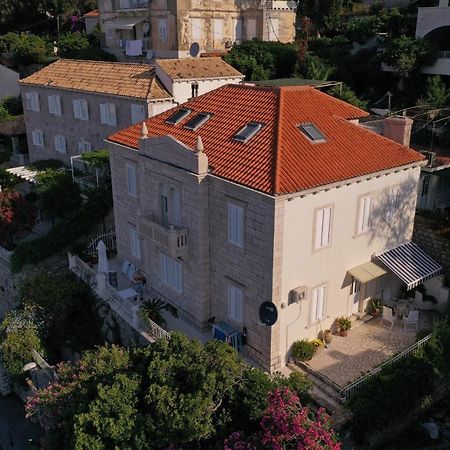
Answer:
[{"left": 350, "top": 277, "right": 361, "bottom": 314}]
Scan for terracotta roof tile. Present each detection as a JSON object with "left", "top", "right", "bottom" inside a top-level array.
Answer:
[
  {"left": 108, "top": 84, "right": 424, "bottom": 195},
  {"left": 155, "top": 57, "right": 244, "bottom": 80},
  {"left": 19, "top": 59, "right": 171, "bottom": 100},
  {"left": 84, "top": 9, "right": 99, "bottom": 17}
]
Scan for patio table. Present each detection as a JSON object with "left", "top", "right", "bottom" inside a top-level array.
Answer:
[{"left": 117, "top": 287, "right": 138, "bottom": 303}]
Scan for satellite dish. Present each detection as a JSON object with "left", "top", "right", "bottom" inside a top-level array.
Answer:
[
  {"left": 259, "top": 301, "right": 278, "bottom": 326},
  {"left": 189, "top": 42, "right": 200, "bottom": 58}
]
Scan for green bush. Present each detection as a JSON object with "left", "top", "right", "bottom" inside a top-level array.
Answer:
[
  {"left": 58, "top": 33, "right": 90, "bottom": 58},
  {"left": 9, "top": 34, "right": 49, "bottom": 67},
  {"left": 81, "top": 149, "right": 110, "bottom": 168},
  {"left": 67, "top": 47, "right": 117, "bottom": 62},
  {"left": 291, "top": 339, "right": 316, "bottom": 362},
  {"left": 28, "top": 159, "right": 65, "bottom": 171},
  {"left": 0, "top": 96, "right": 23, "bottom": 116},
  {"left": 11, "top": 187, "right": 112, "bottom": 272}
]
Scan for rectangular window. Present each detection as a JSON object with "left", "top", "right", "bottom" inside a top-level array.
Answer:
[
  {"left": 267, "top": 18, "right": 279, "bottom": 41},
  {"left": 160, "top": 253, "right": 183, "bottom": 292},
  {"left": 78, "top": 141, "right": 92, "bottom": 153},
  {"left": 31, "top": 130, "right": 44, "bottom": 147},
  {"left": 314, "top": 206, "right": 332, "bottom": 249},
  {"left": 159, "top": 18, "right": 167, "bottom": 41},
  {"left": 100, "top": 103, "right": 117, "bottom": 126},
  {"left": 246, "top": 18, "right": 257, "bottom": 40},
  {"left": 310, "top": 284, "right": 326, "bottom": 324},
  {"left": 233, "top": 18, "right": 243, "bottom": 42},
  {"left": 228, "top": 284, "right": 244, "bottom": 324},
  {"left": 73, "top": 99, "right": 89, "bottom": 120},
  {"left": 54, "top": 135, "right": 66, "bottom": 153},
  {"left": 213, "top": 18, "right": 224, "bottom": 42},
  {"left": 387, "top": 188, "right": 399, "bottom": 221},
  {"left": 131, "top": 104, "right": 147, "bottom": 124},
  {"left": 191, "top": 18, "right": 202, "bottom": 41},
  {"left": 357, "top": 195, "right": 372, "bottom": 234},
  {"left": 129, "top": 224, "right": 141, "bottom": 259},
  {"left": 25, "top": 92, "right": 40, "bottom": 111},
  {"left": 48, "top": 95, "right": 62, "bottom": 115},
  {"left": 126, "top": 162, "right": 137, "bottom": 197},
  {"left": 228, "top": 202, "right": 244, "bottom": 247}
]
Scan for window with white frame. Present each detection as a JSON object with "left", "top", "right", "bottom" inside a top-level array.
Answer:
[
  {"left": 357, "top": 194, "right": 372, "bottom": 234},
  {"left": 131, "top": 104, "right": 146, "bottom": 124},
  {"left": 78, "top": 140, "right": 92, "bottom": 153},
  {"left": 54, "top": 135, "right": 66, "bottom": 153},
  {"left": 314, "top": 206, "right": 332, "bottom": 249},
  {"left": 191, "top": 18, "right": 202, "bottom": 41},
  {"left": 100, "top": 103, "right": 117, "bottom": 126},
  {"left": 387, "top": 187, "right": 399, "bottom": 221},
  {"left": 31, "top": 130, "right": 44, "bottom": 147},
  {"left": 245, "top": 18, "right": 257, "bottom": 40},
  {"left": 129, "top": 224, "right": 141, "bottom": 259},
  {"left": 73, "top": 99, "right": 89, "bottom": 120},
  {"left": 310, "top": 284, "right": 326, "bottom": 324},
  {"left": 228, "top": 284, "right": 244, "bottom": 324},
  {"left": 25, "top": 92, "right": 40, "bottom": 111},
  {"left": 233, "top": 18, "right": 243, "bottom": 42},
  {"left": 228, "top": 202, "right": 244, "bottom": 247},
  {"left": 160, "top": 253, "right": 182, "bottom": 292},
  {"left": 267, "top": 18, "right": 279, "bottom": 41},
  {"left": 159, "top": 18, "right": 167, "bottom": 41},
  {"left": 126, "top": 162, "right": 137, "bottom": 197},
  {"left": 48, "top": 95, "right": 62, "bottom": 115},
  {"left": 213, "top": 18, "right": 224, "bottom": 41}
]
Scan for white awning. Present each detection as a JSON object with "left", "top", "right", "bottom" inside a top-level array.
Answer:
[
  {"left": 374, "top": 242, "right": 442, "bottom": 290},
  {"left": 104, "top": 17, "right": 144, "bottom": 30},
  {"left": 7, "top": 166, "right": 37, "bottom": 182},
  {"left": 348, "top": 261, "right": 386, "bottom": 284}
]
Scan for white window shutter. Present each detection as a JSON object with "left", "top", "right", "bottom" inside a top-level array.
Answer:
[
  {"left": 317, "top": 285, "right": 325, "bottom": 320},
  {"left": 100, "top": 104, "right": 107, "bottom": 124},
  {"left": 322, "top": 207, "right": 331, "bottom": 246},
  {"left": 32, "top": 93, "right": 40, "bottom": 111},
  {"left": 363, "top": 196, "right": 371, "bottom": 230},
  {"left": 80, "top": 99, "right": 89, "bottom": 120},
  {"left": 26, "top": 93, "right": 33, "bottom": 110},
  {"left": 131, "top": 104, "right": 146, "bottom": 124},
  {"left": 55, "top": 96, "right": 61, "bottom": 115},
  {"left": 310, "top": 288, "right": 318, "bottom": 323},
  {"left": 126, "top": 164, "right": 137, "bottom": 196},
  {"left": 110, "top": 104, "right": 117, "bottom": 126},
  {"left": 314, "top": 209, "right": 324, "bottom": 249}
]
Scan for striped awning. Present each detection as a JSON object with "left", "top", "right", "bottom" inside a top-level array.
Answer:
[{"left": 374, "top": 242, "right": 442, "bottom": 290}]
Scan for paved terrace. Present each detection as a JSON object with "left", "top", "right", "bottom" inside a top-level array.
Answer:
[{"left": 303, "top": 313, "right": 434, "bottom": 388}]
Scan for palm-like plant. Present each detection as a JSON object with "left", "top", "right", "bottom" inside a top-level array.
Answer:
[{"left": 140, "top": 298, "right": 167, "bottom": 328}]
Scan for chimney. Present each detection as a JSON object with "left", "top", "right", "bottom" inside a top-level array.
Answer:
[{"left": 383, "top": 115, "right": 413, "bottom": 147}]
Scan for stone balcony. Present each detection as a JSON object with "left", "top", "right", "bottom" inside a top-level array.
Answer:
[{"left": 138, "top": 214, "right": 189, "bottom": 260}]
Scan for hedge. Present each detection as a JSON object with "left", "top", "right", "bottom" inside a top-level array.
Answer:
[{"left": 11, "top": 187, "right": 112, "bottom": 273}]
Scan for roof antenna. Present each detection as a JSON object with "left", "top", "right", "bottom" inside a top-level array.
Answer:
[
  {"left": 196, "top": 136, "right": 204, "bottom": 153},
  {"left": 141, "top": 122, "right": 148, "bottom": 138}
]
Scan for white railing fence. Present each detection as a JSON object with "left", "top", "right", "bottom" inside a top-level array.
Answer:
[
  {"left": 361, "top": 119, "right": 384, "bottom": 135},
  {"left": 87, "top": 230, "right": 117, "bottom": 255},
  {"left": 340, "top": 333, "right": 432, "bottom": 402}
]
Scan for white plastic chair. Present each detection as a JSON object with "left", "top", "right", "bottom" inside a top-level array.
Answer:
[
  {"left": 403, "top": 310, "right": 419, "bottom": 332},
  {"left": 381, "top": 306, "right": 396, "bottom": 330}
]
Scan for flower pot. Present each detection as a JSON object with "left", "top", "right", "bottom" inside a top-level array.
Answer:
[
  {"left": 339, "top": 330, "right": 348, "bottom": 337},
  {"left": 323, "top": 330, "right": 333, "bottom": 344},
  {"left": 370, "top": 310, "right": 381, "bottom": 317}
]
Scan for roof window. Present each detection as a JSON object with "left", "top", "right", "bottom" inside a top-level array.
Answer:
[
  {"left": 299, "top": 123, "right": 326, "bottom": 142},
  {"left": 165, "top": 108, "right": 191, "bottom": 125},
  {"left": 184, "top": 112, "right": 211, "bottom": 131},
  {"left": 233, "top": 122, "right": 263, "bottom": 143}
]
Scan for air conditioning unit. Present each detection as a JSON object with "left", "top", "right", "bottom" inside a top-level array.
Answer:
[{"left": 289, "top": 286, "right": 308, "bottom": 305}]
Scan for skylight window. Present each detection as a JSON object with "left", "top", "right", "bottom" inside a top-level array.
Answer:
[
  {"left": 165, "top": 108, "right": 191, "bottom": 125},
  {"left": 299, "top": 123, "right": 326, "bottom": 142},
  {"left": 184, "top": 112, "right": 211, "bottom": 131},
  {"left": 233, "top": 122, "right": 263, "bottom": 143}
]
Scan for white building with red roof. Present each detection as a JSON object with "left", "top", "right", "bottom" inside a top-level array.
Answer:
[{"left": 104, "top": 84, "right": 443, "bottom": 372}]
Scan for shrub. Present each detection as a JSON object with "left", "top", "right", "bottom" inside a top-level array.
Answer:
[
  {"left": 140, "top": 298, "right": 167, "bottom": 328},
  {"left": 80, "top": 149, "right": 109, "bottom": 168},
  {"left": 291, "top": 339, "right": 316, "bottom": 362},
  {"left": 0, "top": 96, "right": 23, "bottom": 116},
  {"left": 28, "top": 159, "right": 65, "bottom": 171},
  {"left": 9, "top": 34, "right": 49, "bottom": 67},
  {"left": 57, "top": 33, "right": 90, "bottom": 58}
]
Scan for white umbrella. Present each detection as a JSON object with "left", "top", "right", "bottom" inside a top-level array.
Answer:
[{"left": 96, "top": 240, "right": 109, "bottom": 274}]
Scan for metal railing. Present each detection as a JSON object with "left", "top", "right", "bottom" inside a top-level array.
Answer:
[
  {"left": 87, "top": 230, "right": 117, "bottom": 255},
  {"left": 340, "top": 333, "right": 432, "bottom": 402},
  {"left": 438, "top": 51, "right": 450, "bottom": 59}
]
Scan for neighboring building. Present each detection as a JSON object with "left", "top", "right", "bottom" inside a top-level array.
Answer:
[
  {"left": 19, "top": 58, "right": 243, "bottom": 164},
  {"left": 0, "top": 116, "right": 29, "bottom": 166},
  {"left": 83, "top": 9, "right": 100, "bottom": 34},
  {"left": 97, "top": 0, "right": 295, "bottom": 61},
  {"left": 106, "top": 84, "right": 438, "bottom": 372},
  {"left": 0, "top": 65, "right": 20, "bottom": 101},
  {"left": 416, "top": 0, "right": 450, "bottom": 76}
]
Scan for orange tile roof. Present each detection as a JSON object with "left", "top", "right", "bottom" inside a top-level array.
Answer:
[
  {"left": 155, "top": 57, "right": 244, "bottom": 80},
  {"left": 108, "top": 84, "right": 425, "bottom": 195},
  {"left": 19, "top": 59, "right": 171, "bottom": 100},
  {"left": 84, "top": 9, "right": 99, "bottom": 17}
]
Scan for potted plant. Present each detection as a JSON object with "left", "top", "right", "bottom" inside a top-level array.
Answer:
[
  {"left": 368, "top": 298, "right": 383, "bottom": 317},
  {"left": 291, "top": 339, "right": 316, "bottom": 362},
  {"left": 336, "top": 316, "right": 352, "bottom": 336},
  {"left": 321, "top": 329, "right": 333, "bottom": 344},
  {"left": 140, "top": 298, "right": 167, "bottom": 328}
]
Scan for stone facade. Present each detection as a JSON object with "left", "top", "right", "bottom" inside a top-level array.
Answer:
[
  {"left": 98, "top": 0, "right": 295, "bottom": 61},
  {"left": 109, "top": 128, "right": 426, "bottom": 371}
]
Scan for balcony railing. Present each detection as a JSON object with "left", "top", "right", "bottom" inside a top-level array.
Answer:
[
  {"left": 438, "top": 51, "right": 450, "bottom": 59},
  {"left": 139, "top": 215, "right": 189, "bottom": 259},
  {"left": 112, "top": 0, "right": 149, "bottom": 10}
]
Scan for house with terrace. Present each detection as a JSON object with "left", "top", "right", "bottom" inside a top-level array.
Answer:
[
  {"left": 19, "top": 58, "right": 243, "bottom": 166},
  {"left": 102, "top": 84, "right": 446, "bottom": 373}
]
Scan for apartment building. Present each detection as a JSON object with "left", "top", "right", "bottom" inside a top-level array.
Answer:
[
  {"left": 19, "top": 58, "right": 243, "bottom": 164},
  {"left": 106, "top": 84, "right": 436, "bottom": 372},
  {"left": 97, "top": 0, "right": 295, "bottom": 61}
]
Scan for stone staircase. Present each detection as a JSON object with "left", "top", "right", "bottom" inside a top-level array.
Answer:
[{"left": 288, "top": 362, "right": 352, "bottom": 429}]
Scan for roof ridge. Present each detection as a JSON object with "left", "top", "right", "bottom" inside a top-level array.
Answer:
[
  {"left": 272, "top": 87, "right": 284, "bottom": 194},
  {"left": 58, "top": 58, "right": 154, "bottom": 69}
]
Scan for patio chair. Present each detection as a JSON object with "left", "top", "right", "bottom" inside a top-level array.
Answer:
[
  {"left": 413, "top": 291, "right": 423, "bottom": 313},
  {"left": 381, "top": 306, "right": 396, "bottom": 330},
  {"left": 403, "top": 310, "right": 419, "bottom": 332}
]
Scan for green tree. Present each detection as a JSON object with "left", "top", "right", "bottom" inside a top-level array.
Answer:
[
  {"left": 0, "top": 105, "right": 10, "bottom": 121},
  {"left": 421, "top": 75, "right": 449, "bottom": 108},
  {"left": 0, "top": 168, "right": 20, "bottom": 190},
  {"left": 0, "top": 96, "right": 23, "bottom": 116},
  {"left": 57, "top": 32, "right": 89, "bottom": 58},
  {"left": 382, "top": 36, "right": 437, "bottom": 78},
  {"left": 329, "top": 84, "right": 368, "bottom": 109}
]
